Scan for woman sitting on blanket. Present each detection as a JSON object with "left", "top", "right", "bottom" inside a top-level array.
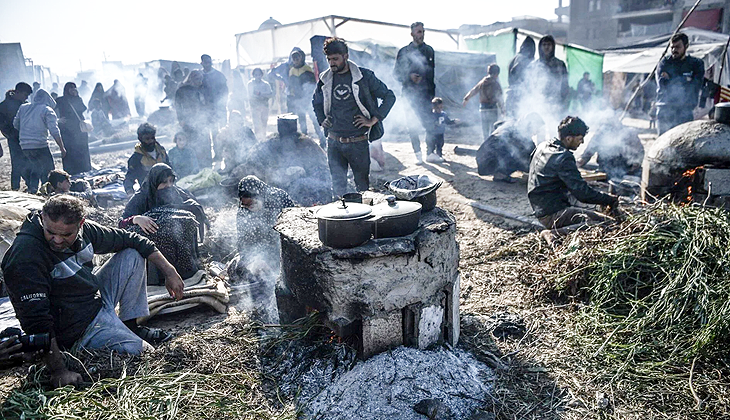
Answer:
[{"left": 119, "top": 163, "right": 208, "bottom": 281}]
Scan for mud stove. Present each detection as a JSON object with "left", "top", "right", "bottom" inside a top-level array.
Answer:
[{"left": 275, "top": 201, "right": 460, "bottom": 359}]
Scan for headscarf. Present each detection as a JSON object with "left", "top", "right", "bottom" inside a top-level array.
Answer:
[
  {"left": 31, "top": 89, "right": 56, "bottom": 109},
  {"left": 518, "top": 37, "right": 536, "bottom": 60},
  {"left": 236, "top": 175, "right": 294, "bottom": 258},
  {"left": 122, "top": 163, "right": 180, "bottom": 218},
  {"left": 60, "top": 82, "right": 87, "bottom": 116}
]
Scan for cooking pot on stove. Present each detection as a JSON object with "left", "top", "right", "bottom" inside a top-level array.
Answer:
[
  {"left": 316, "top": 199, "right": 374, "bottom": 248},
  {"left": 371, "top": 196, "right": 422, "bottom": 239},
  {"left": 715, "top": 102, "right": 730, "bottom": 125}
]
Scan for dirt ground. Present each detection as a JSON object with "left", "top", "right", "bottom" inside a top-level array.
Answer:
[{"left": 0, "top": 120, "right": 663, "bottom": 419}]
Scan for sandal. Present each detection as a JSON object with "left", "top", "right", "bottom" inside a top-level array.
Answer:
[{"left": 136, "top": 326, "right": 173, "bottom": 346}]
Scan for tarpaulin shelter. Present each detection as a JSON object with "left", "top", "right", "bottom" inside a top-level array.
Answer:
[
  {"left": 602, "top": 28, "right": 730, "bottom": 87},
  {"left": 463, "top": 28, "right": 605, "bottom": 93},
  {"left": 235, "top": 15, "right": 461, "bottom": 68},
  {"left": 309, "top": 37, "right": 495, "bottom": 108}
]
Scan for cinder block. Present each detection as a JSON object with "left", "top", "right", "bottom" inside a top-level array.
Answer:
[
  {"left": 362, "top": 311, "right": 403, "bottom": 359},
  {"left": 418, "top": 305, "right": 444, "bottom": 349},
  {"left": 704, "top": 168, "right": 730, "bottom": 196}
]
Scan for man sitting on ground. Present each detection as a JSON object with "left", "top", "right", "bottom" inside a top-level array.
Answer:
[
  {"left": 40, "top": 169, "right": 95, "bottom": 204},
  {"left": 124, "top": 122, "right": 169, "bottom": 195},
  {"left": 1, "top": 195, "right": 184, "bottom": 388},
  {"left": 528, "top": 116, "right": 618, "bottom": 242}
]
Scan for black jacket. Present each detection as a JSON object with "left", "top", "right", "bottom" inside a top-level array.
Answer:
[
  {"left": 656, "top": 54, "right": 705, "bottom": 109},
  {"left": 0, "top": 93, "right": 24, "bottom": 144},
  {"left": 394, "top": 42, "right": 435, "bottom": 98},
  {"left": 312, "top": 60, "right": 396, "bottom": 141},
  {"left": 1, "top": 211, "right": 157, "bottom": 349},
  {"left": 528, "top": 138, "right": 615, "bottom": 218}
]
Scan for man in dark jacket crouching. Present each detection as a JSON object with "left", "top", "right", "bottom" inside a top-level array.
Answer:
[
  {"left": 528, "top": 116, "right": 618, "bottom": 242},
  {"left": 1, "top": 195, "right": 184, "bottom": 388}
]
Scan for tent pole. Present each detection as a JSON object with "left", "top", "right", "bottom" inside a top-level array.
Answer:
[
  {"left": 620, "top": 0, "right": 703, "bottom": 121},
  {"left": 717, "top": 35, "right": 730, "bottom": 88}
]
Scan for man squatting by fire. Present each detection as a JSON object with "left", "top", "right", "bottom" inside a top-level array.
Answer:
[
  {"left": 313, "top": 37, "right": 396, "bottom": 199},
  {"left": 528, "top": 116, "right": 619, "bottom": 244}
]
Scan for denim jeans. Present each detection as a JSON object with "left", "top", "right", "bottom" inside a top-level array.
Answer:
[
  {"left": 327, "top": 138, "right": 370, "bottom": 198},
  {"left": 22, "top": 147, "right": 54, "bottom": 194},
  {"left": 73, "top": 249, "right": 151, "bottom": 355}
]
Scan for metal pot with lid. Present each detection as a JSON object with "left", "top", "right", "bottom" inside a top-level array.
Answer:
[
  {"left": 715, "top": 102, "right": 730, "bottom": 125},
  {"left": 370, "top": 195, "right": 422, "bottom": 239},
  {"left": 316, "top": 198, "right": 374, "bottom": 248}
]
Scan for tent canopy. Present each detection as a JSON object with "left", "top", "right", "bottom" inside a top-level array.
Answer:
[
  {"left": 235, "top": 15, "right": 461, "bottom": 67},
  {"left": 602, "top": 28, "right": 729, "bottom": 86},
  {"left": 463, "top": 28, "right": 605, "bottom": 92}
]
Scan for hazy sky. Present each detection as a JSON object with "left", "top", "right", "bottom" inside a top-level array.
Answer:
[{"left": 0, "top": 0, "right": 567, "bottom": 77}]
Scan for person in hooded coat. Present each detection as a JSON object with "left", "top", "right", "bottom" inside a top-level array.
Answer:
[
  {"left": 217, "top": 110, "right": 257, "bottom": 172},
  {"left": 236, "top": 175, "right": 294, "bottom": 264},
  {"left": 13, "top": 89, "right": 67, "bottom": 194},
  {"left": 0, "top": 82, "right": 33, "bottom": 190},
  {"left": 505, "top": 37, "right": 536, "bottom": 118},
  {"left": 105, "top": 80, "right": 131, "bottom": 120},
  {"left": 527, "top": 35, "right": 569, "bottom": 121},
  {"left": 55, "top": 82, "right": 92, "bottom": 175},
  {"left": 175, "top": 70, "right": 211, "bottom": 169},
  {"left": 89, "top": 83, "right": 110, "bottom": 118},
  {"left": 269, "top": 48, "right": 324, "bottom": 146},
  {"left": 120, "top": 163, "right": 207, "bottom": 280}
]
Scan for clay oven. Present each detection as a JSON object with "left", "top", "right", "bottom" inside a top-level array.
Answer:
[{"left": 274, "top": 195, "right": 460, "bottom": 359}]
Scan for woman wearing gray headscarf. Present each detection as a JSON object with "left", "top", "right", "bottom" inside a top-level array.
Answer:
[
  {"left": 236, "top": 175, "right": 294, "bottom": 264},
  {"left": 120, "top": 163, "right": 207, "bottom": 280}
]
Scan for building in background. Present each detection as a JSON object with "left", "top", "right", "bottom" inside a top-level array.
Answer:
[{"left": 570, "top": 0, "right": 730, "bottom": 50}]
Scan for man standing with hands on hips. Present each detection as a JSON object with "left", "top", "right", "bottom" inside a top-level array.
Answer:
[{"left": 313, "top": 37, "right": 396, "bottom": 199}]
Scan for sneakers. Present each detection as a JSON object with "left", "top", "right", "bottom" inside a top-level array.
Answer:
[
  {"left": 426, "top": 153, "right": 444, "bottom": 163},
  {"left": 415, "top": 153, "right": 424, "bottom": 165},
  {"left": 136, "top": 326, "right": 173, "bottom": 346}
]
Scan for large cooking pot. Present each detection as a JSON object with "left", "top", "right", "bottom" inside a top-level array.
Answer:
[
  {"left": 715, "top": 102, "right": 730, "bottom": 125},
  {"left": 316, "top": 199, "right": 374, "bottom": 248},
  {"left": 371, "top": 196, "right": 422, "bottom": 239}
]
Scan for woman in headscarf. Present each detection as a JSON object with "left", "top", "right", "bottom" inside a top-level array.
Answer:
[
  {"left": 505, "top": 37, "right": 536, "bottom": 118},
  {"left": 236, "top": 175, "right": 294, "bottom": 265},
  {"left": 175, "top": 70, "right": 211, "bottom": 169},
  {"left": 55, "top": 82, "right": 92, "bottom": 174},
  {"left": 89, "top": 82, "right": 109, "bottom": 117},
  {"left": 120, "top": 163, "right": 207, "bottom": 280}
]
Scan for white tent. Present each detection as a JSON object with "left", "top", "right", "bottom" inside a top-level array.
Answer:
[
  {"left": 235, "top": 15, "right": 461, "bottom": 67},
  {"left": 602, "top": 28, "right": 729, "bottom": 86}
]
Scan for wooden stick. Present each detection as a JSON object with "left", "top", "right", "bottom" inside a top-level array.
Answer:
[
  {"left": 619, "top": 0, "right": 704, "bottom": 121},
  {"left": 453, "top": 197, "right": 544, "bottom": 229}
]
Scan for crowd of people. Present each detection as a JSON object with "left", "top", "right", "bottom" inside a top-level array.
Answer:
[{"left": 0, "top": 26, "right": 710, "bottom": 386}]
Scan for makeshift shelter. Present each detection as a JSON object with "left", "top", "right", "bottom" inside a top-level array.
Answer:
[
  {"left": 602, "top": 28, "right": 730, "bottom": 87},
  {"left": 307, "top": 37, "right": 495, "bottom": 109},
  {"left": 463, "top": 28, "right": 605, "bottom": 94},
  {"left": 234, "top": 15, "right": 461, "bottom": 67}
]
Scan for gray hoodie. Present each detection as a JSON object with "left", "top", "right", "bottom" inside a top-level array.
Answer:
[{"left": 13, "top": 89, "right": 61, "bottom": 150}]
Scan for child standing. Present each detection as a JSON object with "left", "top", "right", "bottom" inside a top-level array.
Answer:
[
  {"left": 168, "top": 131, "right": 200, "bottom": 178},
  {"left": 425, "top": 97, "right": 458, "bottom": 163}
]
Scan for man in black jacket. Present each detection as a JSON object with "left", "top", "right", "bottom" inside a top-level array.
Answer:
[
  {"left": 313, "top": 37, "right": 396, "bottom": 198},
  {"left": 528, "top": 116, "right": 618, "bottom": 241},
  {"left": 0, "top": 82, "right": 33, "bottom": 190},
  {"left": 394, "top": 22, "right": 435, "bottom": 164},
  {"left": 2, "top": 195, "right": 184, "bottom": 388},
  {"left": 655, "top": 33, "right": 705, "bottom": 135}
]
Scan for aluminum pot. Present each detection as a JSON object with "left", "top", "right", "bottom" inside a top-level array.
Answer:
[
  {"left": 370, "top": 196, "right": 422, "bottom": 239},
  {"left": 316, "top": 199, "right": 374, "bottom": 248},
  {"left": 715, "top": 102, "right": 730, "bottom": 125}
]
